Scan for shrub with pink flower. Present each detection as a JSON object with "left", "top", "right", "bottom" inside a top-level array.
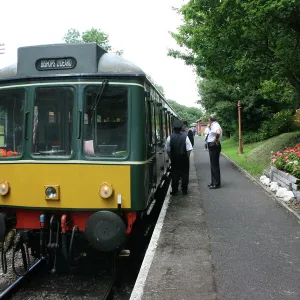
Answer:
[{"left": 271, "top": 144, "right": 300, "bottom": 178}]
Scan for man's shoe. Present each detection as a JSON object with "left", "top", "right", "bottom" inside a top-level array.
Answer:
[
  {"left": 209, "top": 185, "right": 220, "bottom": 189},
  {"left": 182, "top": 190, "right": 188, "bottom": 195},
  {"left": 207, "top": 184, "right": 213, "bottom": 188},
  {"left": 170, "top": 191, "right": 178, "bottom": 196}
]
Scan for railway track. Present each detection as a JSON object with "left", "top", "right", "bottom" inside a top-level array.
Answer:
[
  {"left": 0, "top": 253, "right": 117, "bottom": 300},
  {"left": 0, "top": 258, "right": 44, "bottom": 299}
]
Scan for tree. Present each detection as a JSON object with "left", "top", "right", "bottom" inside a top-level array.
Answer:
[
  {"left": 167, "top": 100, "right": 203, "bottom": 126},
  {"left": 63, "top": 28, "right": 123, "bottom": 55},
  {"left": 168, "top": 0, "right": 300, "bottom": 137}
]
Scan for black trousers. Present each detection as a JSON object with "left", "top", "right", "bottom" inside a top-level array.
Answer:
[
  {"left": 208, "top": 142, "right": 221, "bottom": 186},
  {"left": 170, "top": 156, "right": 189, "bottom": 193}
]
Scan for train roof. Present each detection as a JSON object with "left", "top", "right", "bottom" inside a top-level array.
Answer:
[
  {"left": 0, "top": 43, "right": 179, "bottom": 117},
  {"left": 0, "top": 43, "right": 146, "bottom": 80}
]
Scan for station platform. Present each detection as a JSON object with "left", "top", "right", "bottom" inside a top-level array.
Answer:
[
  {"left": 130, "top": 149, "right": 217, "bottom": 300},
  {"left": 130, "top": 136, "right": 300, "bottom": 300}
]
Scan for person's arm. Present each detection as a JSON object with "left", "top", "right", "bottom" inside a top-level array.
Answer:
[
  {"left": 186, "top": 136, "right": 193, "bottom": 157},
  {"left": 214, "top": 125, "right": 221, "bottom": 144},
  {"left": 165, "top": 136, "right": 171, "bottom": 158}
]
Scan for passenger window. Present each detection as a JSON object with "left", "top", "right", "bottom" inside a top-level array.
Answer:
[
  {"left": 32, "top": 87, "right": 74, "bottom": 157},
  {"left": 83, "top": 86, "right": 128, "bottom": 158},
  {"left": 0, "top": 89, "right": 25, "bottom": 157}
]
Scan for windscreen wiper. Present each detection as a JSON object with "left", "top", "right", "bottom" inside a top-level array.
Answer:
[{"left": 91, "top": 79, "right": 108, "bottom": 111}]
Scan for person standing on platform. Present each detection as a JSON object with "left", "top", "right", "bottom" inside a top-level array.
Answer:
[
  {"left": 181, "top": 120, "right": 194, "bottom": 147},
  {"left": 204, "top": 124, "right": 210, "bottom": 151},
  {"left": 165, "top": 120, "right": 193, "bottom": 196},
  {"left": 207, "top": 114, "right": 222, "bottom": 189}
]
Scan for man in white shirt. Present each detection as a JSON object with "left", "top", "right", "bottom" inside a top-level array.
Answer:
[
  {"left": 165, "top": 119, "right": 193, "bottom": 195},
  {"left": 207, "top": 114, "right": 222, "bottom": 189}
]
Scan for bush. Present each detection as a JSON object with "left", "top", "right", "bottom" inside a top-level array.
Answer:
[
  {"left": 259, "top": 109, "right": 295, "bottom": 139},
  {"left": 242, "top": 132, "right": 267, "bottom": 144}
]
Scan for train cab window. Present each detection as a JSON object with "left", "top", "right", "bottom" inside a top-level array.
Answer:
[
  {"left": 83, "top": 86, "right": 128, "bottom": 158},
  {"left": 0, "top": 89, "right": 25, "bottom": 157},
  {"left": 32, "top": 87, "right": 74, "bottom": 157}
]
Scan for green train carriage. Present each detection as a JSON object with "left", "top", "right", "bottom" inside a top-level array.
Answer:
[{"left": 0, "top": 43, "right": 178, "bottom": 271}]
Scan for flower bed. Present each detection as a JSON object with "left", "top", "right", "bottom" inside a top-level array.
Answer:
[
  {"left": 271, "top": 144, "right": 300, "bottom": 200},
  {"left": 271, "top": 144, "right": 300, "bottom": 179}
]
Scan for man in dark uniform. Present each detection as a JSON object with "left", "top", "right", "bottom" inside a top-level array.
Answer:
[{"left": 165, "top": 120, "right": 193, "bottom": 195}]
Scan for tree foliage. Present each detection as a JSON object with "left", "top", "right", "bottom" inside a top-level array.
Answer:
[
  {"left": 63, "top": 28, "right": 123, "bottom": 55},
  {"left": 167, "top": 100, "right": 203, "bottom": 126},
  {"left": 169, "top": 0, "right": 300, "bottom": 139}
]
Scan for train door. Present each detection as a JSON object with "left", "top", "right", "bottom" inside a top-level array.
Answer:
[
  {"left": 146, "top": 96, "right": 157, "bottom": 196},
  {"left": 155, "top": 101, "right": 164, "bottom": 185},
  {"left": 162, "top": 109, "right": 169, "bottom": 173}
]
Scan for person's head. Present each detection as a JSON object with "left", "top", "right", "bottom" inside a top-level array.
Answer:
[
  {"left": 183, "top": 120, "right": 188, "bottom": 127},
  {"left": 173, "top": 119, "right": 183, "bottom": 133},
  {"left": 209, "top": 114, "right": 217, "bottom": 124}
]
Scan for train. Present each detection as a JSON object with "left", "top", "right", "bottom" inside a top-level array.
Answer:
[{"left": 0, "top": 43, "right": 179, "bottom": 274}]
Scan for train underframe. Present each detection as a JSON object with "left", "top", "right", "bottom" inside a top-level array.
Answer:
[{"left": 0, "top": 208, "right": 139, "bottom": 276}]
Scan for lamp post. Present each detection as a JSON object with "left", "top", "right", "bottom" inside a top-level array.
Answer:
[{"left": 238, "top": 100, "right": 243, "bottom": 154}]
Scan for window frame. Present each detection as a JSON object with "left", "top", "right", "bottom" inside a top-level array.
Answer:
[
  {"left": 82, "top": 84, "right": 130, "bottom": 161},
  {"left": 30, "top": 85, "right": 76, "bottom": 160},
  {"left": 0, "top": 87, "right": 27, "bottom": 160}
]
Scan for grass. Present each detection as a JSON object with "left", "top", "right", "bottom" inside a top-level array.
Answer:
[{"left": 221, "top": 131, "right": 300, "bottom": 178}]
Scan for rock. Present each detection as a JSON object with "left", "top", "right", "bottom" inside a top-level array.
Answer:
[
  {"left": 276, "top": 187, "right": 288, "bottom": 198},
  {"left": 260, "top": 175, "right": 267, "bottom": 183},
  {"left": 270, "top": 182, "right": 279, "bottom": 192},
  {"left": 282, "top": 191, "right": 295, "bottom": 202}
]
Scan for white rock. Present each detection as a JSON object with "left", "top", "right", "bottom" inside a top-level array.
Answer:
[
  {"left": 276, "top": 187, "right": 288, "bottom": 198},
  {"left": 282, "top": 191, "right": 295, "bottom": 202},
  {"left": 270, "top": 182, "right": 279, "bottom": 192},
  {"left": 260, "top": 175, "right": 267, "bottom": 183},
  {"left": 263, "top": 178, "right": 271, "bottom": 186}
]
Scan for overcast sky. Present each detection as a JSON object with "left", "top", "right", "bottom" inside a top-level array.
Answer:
[{"left": 0, "top": 0, "right": 200, "bottom": 107}]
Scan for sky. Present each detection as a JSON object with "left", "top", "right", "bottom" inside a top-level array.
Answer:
[{"left": 0, "top": 0, "right": 200, "bottom": 107}]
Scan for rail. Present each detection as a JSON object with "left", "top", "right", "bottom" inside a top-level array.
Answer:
[{"left": 0, "top": 258, "right": 43, "bottom": 299}]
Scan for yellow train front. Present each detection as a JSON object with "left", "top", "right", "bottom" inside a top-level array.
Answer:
[{"left": 0, "top": 43, "right": 178, "bottom": 271}]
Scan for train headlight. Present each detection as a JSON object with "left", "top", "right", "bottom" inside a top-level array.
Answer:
[
  {"left": 44, "top": 185, "right": 60, "bottom": 200},
  {"left": 99, "top": 182, "right": 113, "bottom": 199},
  {"left": 0, "top": 180, "right": 9, "bottom": 196}
]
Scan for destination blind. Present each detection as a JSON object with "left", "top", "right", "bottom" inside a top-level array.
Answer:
[{"left": 35, "top": 57, "right": 77, "bottom": 71}]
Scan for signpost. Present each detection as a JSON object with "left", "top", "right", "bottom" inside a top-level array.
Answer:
[{"left": 238, "top": 100, "right": 243, "bottom": 154}]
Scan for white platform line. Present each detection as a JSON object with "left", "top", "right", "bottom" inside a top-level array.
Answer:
[{"left": 129, "top": 185, "right": 171, "bottom": 300}]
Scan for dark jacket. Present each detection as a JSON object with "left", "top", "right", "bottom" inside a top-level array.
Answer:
[
  {"left": 181, "top": 127, "right": 194, "bottom": 146},
  {"left": 170, "top": 132, "right": 187, "bottom": 160}
]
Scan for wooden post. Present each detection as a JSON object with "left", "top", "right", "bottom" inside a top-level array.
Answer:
[{"left": 238, "top": 100, "right": 243, "bottom": 154}]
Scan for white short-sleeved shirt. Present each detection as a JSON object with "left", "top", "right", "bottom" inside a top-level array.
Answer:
[
  {"left": 165, "top": 135, "right": 193, "bottom": 152},
  {"left": 204, "top": 127, "right": 209, "bottom": 136},
  {"left": 207, "top": 121, "right": 222, "bottom": 143}
]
